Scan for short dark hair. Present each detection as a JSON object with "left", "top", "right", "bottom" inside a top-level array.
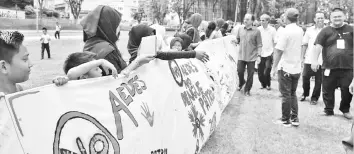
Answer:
[
  {"left": 63, "top": 52, "right": 97, "bottom": 74},
  {"left": 332, "top": 7, "right": 344, "bottom": 12},
  {"left": 0, "top": 31, "right": 24, "bottom": 63},
  {"left": 170, "top": 37, "right": 183, "bottom": 49},
  {"left": 42, "top": 27, "right": 47, "bottom": 31},
  {"left": 287, "top": 16, "right": 298, "bottom": 23}
]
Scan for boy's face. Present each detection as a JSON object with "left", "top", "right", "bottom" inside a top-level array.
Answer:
[
  {"left": 172, "top": 41, "right": 182, "bottom": 51},
  {"left": 1, "top": 45, "right": 33, "bottom": 83},
  {"left": 43, "top": 30, "right": 47, "bottom": 34},
  {"left": 85, "top": 66, "right": 102, "bottom": 79}
]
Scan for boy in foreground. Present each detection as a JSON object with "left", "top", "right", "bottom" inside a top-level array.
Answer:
[{"left": 0, "top": 30, "right": 32, "bottom": 154}]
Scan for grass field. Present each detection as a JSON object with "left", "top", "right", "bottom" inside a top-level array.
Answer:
[{"left": 20, "top": 33, "right": 353, "bottom": 154}]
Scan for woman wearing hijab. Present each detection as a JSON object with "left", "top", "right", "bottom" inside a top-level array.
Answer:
[
  {"left": 80, "top": 5, "right": 153, "bottom": 76},
  {"left": 205, "top": 21, "right": 219, "bottom": 40},
  {"left": 127, "top": 24, "right": 209, "bottom": 63},
  {"left": 215, "top": 18, "right": 225, "bottom": 38},
  {"left": 185, "top": 13, "right": 203, "bottom": 43},
  {"left": 220, "top": 22, "right": 229, "bottom": 36}
]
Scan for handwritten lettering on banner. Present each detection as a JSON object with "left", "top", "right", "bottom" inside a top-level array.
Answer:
[{"left": 1, "top": 36, "right": 238, "bottom": 154}]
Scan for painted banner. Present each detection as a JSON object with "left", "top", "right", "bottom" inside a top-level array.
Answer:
[
  {"left": 0, "top": 8, "right": 25, "bottom": 19},
  {"left": 0, "top": 36, "right": 238, "bottom": 154}
]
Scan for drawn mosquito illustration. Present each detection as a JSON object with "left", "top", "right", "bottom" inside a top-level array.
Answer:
[{"left": 141, "top": 102, "right": 154, "bottom": 127}]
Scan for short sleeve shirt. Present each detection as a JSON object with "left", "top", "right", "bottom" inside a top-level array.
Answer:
[
  {"left": 258, "top": 26, "right": 276, "bottom": 57},
  {"left": 275, "top": 23, "right": 304, "bottom": 74},
  {"left": 302, "top": 26, "right": 323, "bottom": 65},
  {"left": 314, "top": 24, "right": 353, "bottom": 69}
]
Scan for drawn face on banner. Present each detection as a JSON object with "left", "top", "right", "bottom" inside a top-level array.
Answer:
[{"left": 53, "top": 111, "right": 120, "bottom": 154}]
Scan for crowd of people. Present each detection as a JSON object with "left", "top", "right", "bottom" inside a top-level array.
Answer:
[{"left": 0, "top": 4, "right": 353, "bottom": 153}]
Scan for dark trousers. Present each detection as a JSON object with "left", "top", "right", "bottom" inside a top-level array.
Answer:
[
  {"left": 302, "top": 64, "right": 322, "bottom": 101},
  {"left": 55, "top": 31, "right": 60, "bottom": 39},
  {"left": 322, "top": 69, "right": 353, "bottom": 113},
  {"left": 237, "top": 60, "right": 255, "bottom": 92},
  {"left": 258, "top": 55, "right": 273, "bottom": 88},
  {"left": 278, "top": 70, "right": 300, "bottom": 121},
  {"left": 41, "top": 43, "right": 51, "bottom": 59}
]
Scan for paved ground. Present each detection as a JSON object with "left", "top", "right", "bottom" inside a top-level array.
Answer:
[{"left": 20, "top": 31, "right": 352, "bottom": 154}]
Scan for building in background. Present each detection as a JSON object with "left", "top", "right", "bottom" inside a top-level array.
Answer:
[
  {"left": 54, "top": 0, "right": 137, "bottom": 21},
  {"left": 34, "top": 0, "right": 56, "bottom": 10}
]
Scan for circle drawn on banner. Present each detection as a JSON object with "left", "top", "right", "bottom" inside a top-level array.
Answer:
[{"left": 168, "top": 60, "right": 183, "bottom": 87}]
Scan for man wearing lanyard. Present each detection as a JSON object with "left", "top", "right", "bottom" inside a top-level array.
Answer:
[
  {"left": 300, "top": 12, "right": 326, "bottom": 105},
  {"left": 311, "top": 8, "right": 354, "bottom": 119}
]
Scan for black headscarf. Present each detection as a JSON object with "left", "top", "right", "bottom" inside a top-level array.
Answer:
[
  {"left": 80, "top": 5, "right": 127, "bottom": 75},
  {"left": 127, "top": 24, "right": 156, "bottom": 63}
]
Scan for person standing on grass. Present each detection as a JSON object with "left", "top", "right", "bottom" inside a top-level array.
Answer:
[
  {"left": 40, "top": 27, "right": 51, "bottom": 60},
  {"left": 258, "top": 14, "right": 276, "bottom": 91},
  {"left": 271, "top": 8, "right": 303, "bottom": 127},
  {"left": 311, "top": 8, "right": 354, "bottom": 119},
  {"left": 299, "top": 12, "right": 326, "bottom": 105},
  {"left": 55, "top": 22, "right": 61, "bottom": 39},
  {"left": 235, "top": 13, "right": 262, "bottom": 96}
]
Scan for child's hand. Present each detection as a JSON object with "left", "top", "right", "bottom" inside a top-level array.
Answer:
[
  {"left": 100, "top": 59, "right": 118, "bottom": 79},
  {"left": 195, "top": 51, "right": 209, "bottom": 63},
  {"left": 52, "top": 76, "right": 69, "bottom": 86}
]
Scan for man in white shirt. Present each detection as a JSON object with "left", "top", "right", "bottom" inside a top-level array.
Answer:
[
  {"left": 300, "top": 12, "right": 325, "bottom": 105},
  {"left": 40, "top": 27, "right": 51, "bottom": 59},
  {"left": 258, "top": 14, "right": 276, "bottom": 90},
  {"left": 271, "top": 8, "right": 304, "bottom": 127},
  {"left": 55, "top": 22, "right": 61, "bottom": 39}
]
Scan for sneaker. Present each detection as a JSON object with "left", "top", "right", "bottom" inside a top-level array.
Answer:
[
  {"left": 266, "top": 86, "right": 271, "bottom": 91},
  {"left": 273, "top": 118, "right": 291, "bottom": 127},
  {"left": 323, "top": 110, "right": 334, "bottom": 116},
  {"left": 291, "top": 118, "right": 300, "bottom": 127},
  {"left": 244, "top": 91, "right": 251, "bottom": 96},
  {"left": 300, "top": 95, "right": 306, "bottom": 101},
  {"left": 310, "top": 100, "right": 318, "bottom": 105},
  {"left": 344, "top": 112, "right": 353, "bottom": 119}
]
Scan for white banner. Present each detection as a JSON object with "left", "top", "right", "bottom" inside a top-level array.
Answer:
[
  {"left": 0, "top": 8, "right": 25, "bottom": 19},
  {"left": 0, "top": 36, "right": 238, "bottom": 154}
]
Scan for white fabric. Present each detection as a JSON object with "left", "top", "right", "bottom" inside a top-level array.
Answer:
[
  {"left": 302, "top": 26, "right": 323, "bottom": 65},
  {"left": 275, "top": 23, "right": 304, "bottom": 74},
  {"left": 258, "top": 26, "right": 276, "bottom": 57},
  {"left": 41, "top": 34, "right": 50, "bottom": 44},
  {"left": 55, "top": 25, "right": 61, "bottom": 31},
  {"left": 274, "top": 26, "right": 284, "bottom": 44}
]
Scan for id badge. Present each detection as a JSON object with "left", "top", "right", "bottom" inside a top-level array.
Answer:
[
  {"left": 324, "top": 69, "right": 330, "bottom": 76},
  {"left": 337, "top": 39, "right": 345, "bottom": 49}
]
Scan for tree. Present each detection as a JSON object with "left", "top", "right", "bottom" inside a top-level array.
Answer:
[
  {"left": 151, "top": 0, "right": 168, "bottom": 24},
  {"left": 212, "top": 0, "right": 219, "bottom": 20},
  {"left": 37, "top": 0, "right": 44, "bottom": 19},
  {"left": 171, "top": 0, "right": 197, "bottom": 30},
  {"left": 66, "top": 0, "right": 84, "bottom": 20}
]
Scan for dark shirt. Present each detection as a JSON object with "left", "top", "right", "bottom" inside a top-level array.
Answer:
[
  {"left": 236, "top": 26, "right": 262, "bottom": 61},
  {"left": 315, "top": 24, "right": 353, "bottom": 69},
  {"left": 155, "top": 51, "right": 196, "bottom": 60}
]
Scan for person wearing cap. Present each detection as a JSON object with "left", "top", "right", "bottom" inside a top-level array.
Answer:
[
  {"left": 235, "top": 13, "right": 262, "bottom": 96},
  {"left": 299, "top": 12, "right": 326, "bottom": 105},
  {"left": 311, "top": 8, "right": 354, "bottom": 119},
  {"left": 271, "top": 8, "right": 303, "bottom": 127},
  {"left": 258, "top": 14, "right": 276, "bottom": 90}
]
